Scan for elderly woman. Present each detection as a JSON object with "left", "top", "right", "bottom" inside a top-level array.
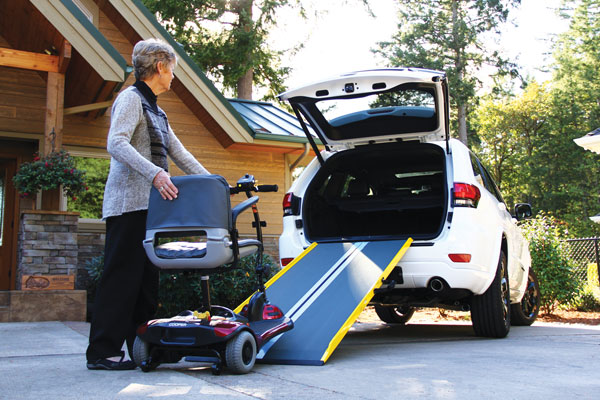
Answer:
[{"left": 86, "top": 38, "right": 210, "bottom": 370}]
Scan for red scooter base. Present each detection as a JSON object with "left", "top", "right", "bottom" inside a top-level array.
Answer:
[{"left": 133, "top": 294, "right": 292, "bottom": 374}]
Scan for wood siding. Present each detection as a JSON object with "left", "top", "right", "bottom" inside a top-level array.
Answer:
[{"left": 0, "top": 11, "right": 285, "bottom": 236}]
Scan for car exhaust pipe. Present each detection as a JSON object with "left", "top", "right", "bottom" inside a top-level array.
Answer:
[{"left": 429, "top": 278, "right": 445, "bottom": 292}]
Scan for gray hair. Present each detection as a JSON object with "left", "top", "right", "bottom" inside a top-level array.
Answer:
[{"left": 132, "top": 38, "right": 178, "bottom": 81}]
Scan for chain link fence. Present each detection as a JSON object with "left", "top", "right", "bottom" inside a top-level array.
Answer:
[{"left": 564, "top": 238, "right": 600, "bottom": 287}]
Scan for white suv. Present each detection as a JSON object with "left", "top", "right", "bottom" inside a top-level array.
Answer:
[{"left": 278, "top": 68, "right": 539, "bottom": 337}]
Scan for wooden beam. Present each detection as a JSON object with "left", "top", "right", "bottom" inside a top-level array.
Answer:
[
  {"left": 58, "top": 40, "right": 72, "bottom": 74},
  {"left": 0, "top": 48, "right": 59, "bottom": 72},
  {"left": 45, "top": 72, "right": 65, "bottom": 155},
  {"left": 64, "top": 100, "right": 114, "bottom": 115}
]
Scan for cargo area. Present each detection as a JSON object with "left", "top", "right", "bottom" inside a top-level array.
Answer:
[{"left": 303, "top": 142, "right": 448, "bottom": 241}]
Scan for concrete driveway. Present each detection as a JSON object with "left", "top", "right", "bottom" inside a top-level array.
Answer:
[{"left": 0, "top": 320, "right": 598, "bottom": 399}]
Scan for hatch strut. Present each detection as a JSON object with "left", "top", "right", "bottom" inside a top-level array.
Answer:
[
  {"left": 292, "top": 104, "right": 325, "bottom": 166},
  {"left": 442, "top": 78, "right": 451, "bottom": 154}
]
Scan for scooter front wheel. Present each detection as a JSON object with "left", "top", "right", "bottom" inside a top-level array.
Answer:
[
  {"left": 133, "top": 336, "right": 158, "bottom": 372},
  {"left": 225, "top": 331, "right": 256, "bottom": 374}
]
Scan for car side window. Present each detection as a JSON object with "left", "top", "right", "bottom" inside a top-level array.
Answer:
[
  {"left": 470, "top": 153, "right": 505, "bottom": 204},
  {"left": 469, "top": 153, "right": 485, "bottom": 187}
]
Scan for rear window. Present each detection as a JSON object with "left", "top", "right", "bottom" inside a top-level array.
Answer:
[{"left": 305, "top": 83, "right": 439, "bottom": 141}]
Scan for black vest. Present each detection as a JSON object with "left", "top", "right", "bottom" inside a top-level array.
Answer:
[{"left": 131, "top": 84, "right": 170, "bottom": 172}]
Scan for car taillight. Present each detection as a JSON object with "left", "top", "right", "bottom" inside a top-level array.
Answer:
[
  {"left": 453, "top": 183, "right": 480, "bottom": 208},
  {"left": 449, "top": 253, "right": 472, "bottom": 263},
  {"left": 283, "top": 192, "right": 300, "bottom": 216},
  {"left": 281, "top": 257, "right": 294, "bottom": 267}
]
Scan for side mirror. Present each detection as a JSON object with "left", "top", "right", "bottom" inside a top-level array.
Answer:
[{"left": 514, "top": 203, "right": 532, "bottom": 221}]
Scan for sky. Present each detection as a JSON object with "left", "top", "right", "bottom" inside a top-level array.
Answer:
[{"left": 267, "top": 0, "right": 571, "bottom": 93}]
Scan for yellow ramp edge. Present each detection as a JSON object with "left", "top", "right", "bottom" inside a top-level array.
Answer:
[
  {"left": 321, "top": 238, "right": 413, "bottom": 364},
  {"left": 233, "top": 242, "right": 319, "bottom": 314}
]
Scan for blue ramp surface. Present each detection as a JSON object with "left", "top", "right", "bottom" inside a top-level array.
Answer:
[{"left": 236, "top": 239, "right": 411, "bottom": 365}]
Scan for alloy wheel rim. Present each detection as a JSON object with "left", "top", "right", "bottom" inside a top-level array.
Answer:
[
  {"left": 521, "top": 274, "right": 539, "bottom": 318},
  {"left": 500, "top": 263, "right": 509, "bottom": 320}
]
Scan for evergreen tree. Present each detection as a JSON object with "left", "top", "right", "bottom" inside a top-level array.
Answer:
[
  {"left": 474, "top": 0, "right": 600, "bottom": 237},
  {"left": 374, "top": 0, "right": 520, "bottom": 144},
  {"left": 142, "top": 0, "right": 300, "bottom": 100}
]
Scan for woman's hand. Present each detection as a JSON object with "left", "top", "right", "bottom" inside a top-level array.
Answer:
[{"left": 153, "top": 170, "right": 178, "bottom": 200}]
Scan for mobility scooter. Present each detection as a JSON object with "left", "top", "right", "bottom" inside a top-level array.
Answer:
[{"left": 133, "top": 174, "right": 293, "bottom": 374}]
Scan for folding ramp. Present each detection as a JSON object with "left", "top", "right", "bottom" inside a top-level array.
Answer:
[{"left": 235, "top": 239, "right": 412, "bottom": 365}]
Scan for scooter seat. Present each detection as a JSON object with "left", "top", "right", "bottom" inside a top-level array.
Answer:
[{"left": 155, "top": 242, "right": 207, "bottom": 259}]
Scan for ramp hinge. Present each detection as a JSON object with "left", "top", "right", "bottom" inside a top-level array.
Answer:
[
  {"left": 381, "top": 279, "right": 396, "bottom": 288},
  {"left": 374, "top": 279, "right": 396, "bottom": 295}
]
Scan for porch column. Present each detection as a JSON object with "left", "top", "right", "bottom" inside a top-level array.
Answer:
[{"left": 44, "top": 40, "right": 71, "bottom": 155}]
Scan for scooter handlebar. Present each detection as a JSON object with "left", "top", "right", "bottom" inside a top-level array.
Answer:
[{"left": 256, "top": 184, "right": 278, "bottom": 193}]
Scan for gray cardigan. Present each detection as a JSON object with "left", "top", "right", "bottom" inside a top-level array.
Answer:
[{"left": 102, "top": 86, "right": 209, "bottom": 219}]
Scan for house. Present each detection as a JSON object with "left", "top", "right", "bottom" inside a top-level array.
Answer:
[{"left": 0, "top": 0, "right": 317, "bottom": 320}]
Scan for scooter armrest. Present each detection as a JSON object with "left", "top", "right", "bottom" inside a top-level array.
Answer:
[{"left": 231, "top": 196, "right": 259, "bottom": 225}]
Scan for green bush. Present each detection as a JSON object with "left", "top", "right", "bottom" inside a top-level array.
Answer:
[
  {"left": 85, "top": 253, "right": 277, "bottom": 319},
  {"left": 569, "top": 263, "right": 600, "bottom": 312},
  {"left": 156, "top": 254, "right": 277, "bottom": 318},
  {"left": 572, "top": 288, "right": 600, "bottom": 312},
  {"left": 84, "top": 255, "right": 104, "bottom": 302},
  {"left": 520, "top": 213, "right": 579, "bottom": 314},
  {"left": 587, "top": 263, "right": 600, "bottom": 287}
]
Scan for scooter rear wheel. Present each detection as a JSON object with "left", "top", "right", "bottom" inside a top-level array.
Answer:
[{"left": 225, "top": 331, "right": 256, "bottom": 374}]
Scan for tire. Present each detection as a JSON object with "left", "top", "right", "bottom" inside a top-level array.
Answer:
[
  {"left": 225, "top": 331, "right": 256, "bottom": 374},
  {"left": 471, "top": 250, "right": 511, "bottom": 338},
  {"left": 374, "top": 305, "right": 416, "bottom": 324},
  {"left": 510, "top": 267, "right": 540, "bottom": 326},
  {"left": 132, "top": 336, "right": 157, "bottom": 372}
]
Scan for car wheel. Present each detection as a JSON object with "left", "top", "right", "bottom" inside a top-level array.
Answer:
[
  {"left": 510, "top": 267, "right": 540, "bottom": 326},
  {"left": 225, "top": 331, "right": 256, "bottom": 374},
  {"left": 471, "top": 250, "right": 511, "bottom": 338},
  {"left": 133, "top": 336, "right": 158, "bottom": 372},
  {"left": 374, "top": 305, "right": 416, "bottom": 324}
]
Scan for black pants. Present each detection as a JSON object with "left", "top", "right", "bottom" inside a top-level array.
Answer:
[{"left": 86, "top": 210, "right": 158, "bottom": 361}]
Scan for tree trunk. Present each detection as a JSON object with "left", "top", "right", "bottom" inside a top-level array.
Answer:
[
  {"left": 237, "top": 68, "right": 253, "bottom": 100},
  {"left": 458, "top": 104, "right": 468, "bottom": 144},
  {"left": 452, "top": 1, "right": 468, "bottom": 145},
  {"left": 235, "top": 0, "right": 254, "bottom": 100}
]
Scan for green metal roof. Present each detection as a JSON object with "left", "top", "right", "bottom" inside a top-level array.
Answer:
[{"left": 229, "top": 99, "right": 321, "bottom": 144}]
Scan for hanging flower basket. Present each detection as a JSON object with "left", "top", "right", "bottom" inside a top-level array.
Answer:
[{"left": 13, "top": 150, "right": 88, "bottom": 201}]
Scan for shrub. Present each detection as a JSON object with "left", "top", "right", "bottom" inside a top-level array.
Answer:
[
  {"left": 85, "top": 253, "right": 277, "bottom": 319},
  {"left": 156, "top": 254, "right": 277, "bottom": 318},
  {"left": 572, "top": 288, "right": 600, "bottom": 312},
  {"left": 569, "top": 263, "right": 600, "bottom": 312},
  {"left": 588, "top": 263, "right": 599, "bottom": 287},
  {"left": 520, "top": 213, "right": 579, "bottom": 314},
  {"left": 84, "top": 255, "right": 104, "bottom": 302}
]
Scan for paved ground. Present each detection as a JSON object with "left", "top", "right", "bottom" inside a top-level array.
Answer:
[{"left": 0, "top": 319, "right": 599, "bottom": 399}]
